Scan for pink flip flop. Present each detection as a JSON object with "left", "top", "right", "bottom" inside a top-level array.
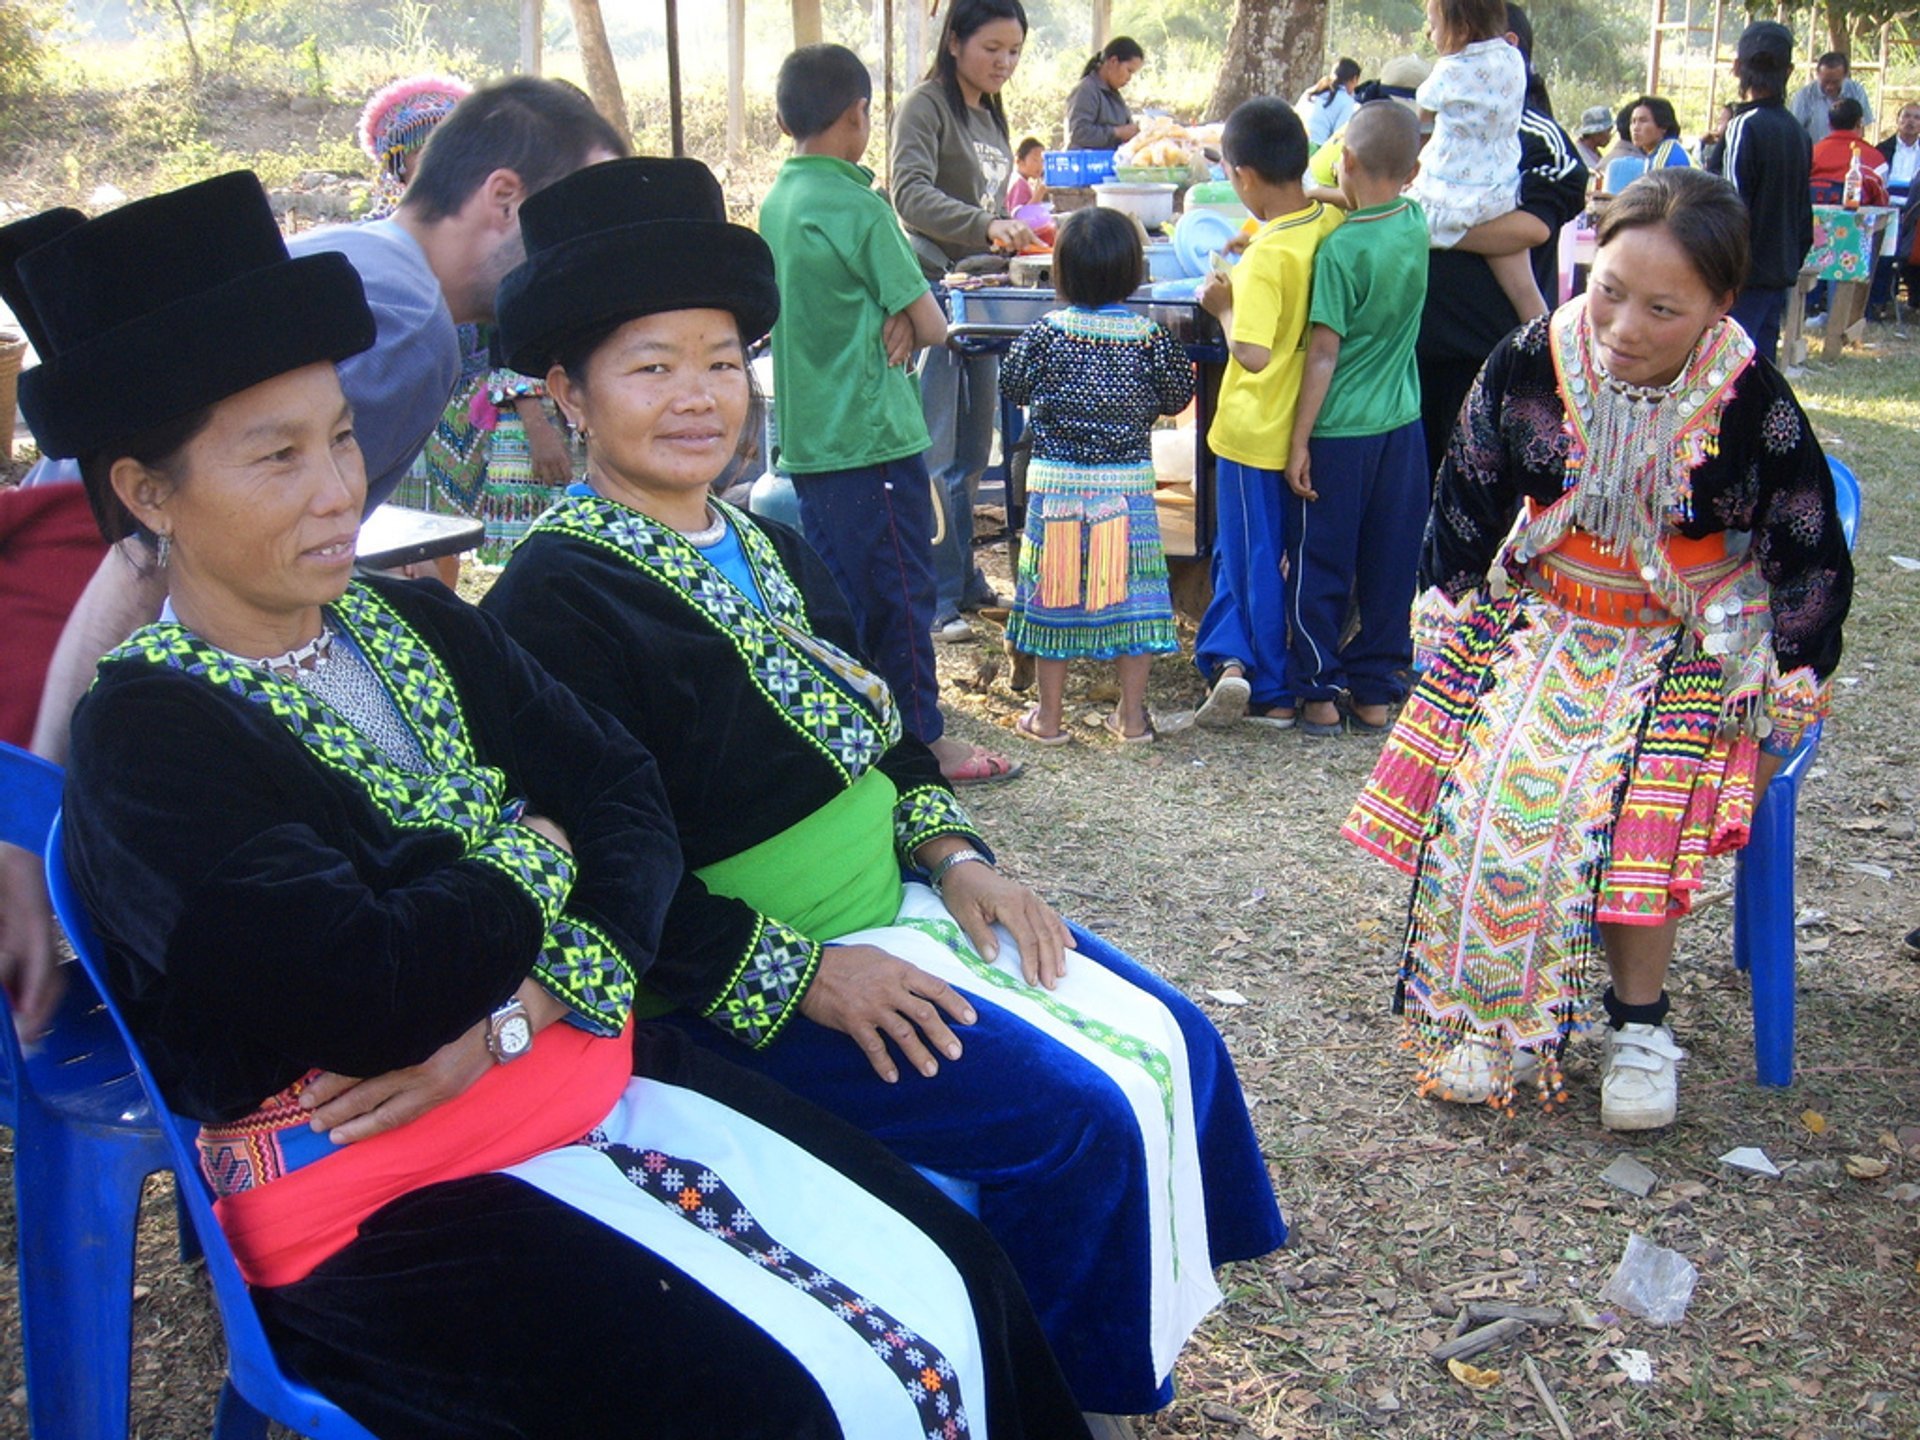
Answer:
[
  {"left": 943, "top": 746, "right": 1026, "bottom": 786},
  {"left": 1014, "top": 706, "right": 1070, "bottom": 745}
]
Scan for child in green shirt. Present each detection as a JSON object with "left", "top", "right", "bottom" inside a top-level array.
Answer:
[
  {"left": 761, "top": 44, "right": 1017, "bottom": 785},
  {"left": 1286, "top": 101, "right": 1432, "bottom": 736}
]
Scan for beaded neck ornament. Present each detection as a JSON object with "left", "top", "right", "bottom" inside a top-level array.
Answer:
[{"left": 1553, "top": 295, "right": 1751, "bottom": 562}]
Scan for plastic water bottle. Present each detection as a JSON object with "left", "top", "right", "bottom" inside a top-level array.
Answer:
[{"left": 1843, "top": 151, "right": 1865, "bottom": 210}]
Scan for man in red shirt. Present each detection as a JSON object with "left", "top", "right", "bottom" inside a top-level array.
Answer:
[{"left": 1811, "top": 98, "right": 1890, "bottom": 204}]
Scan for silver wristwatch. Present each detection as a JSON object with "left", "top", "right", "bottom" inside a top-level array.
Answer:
[{"left": 485, "top": 998, "right": 534, "bottom": 1064}]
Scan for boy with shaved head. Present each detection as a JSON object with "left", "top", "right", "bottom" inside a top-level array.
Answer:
[{"left": 1285, "top": 100, "right": 1432, "bottom": 736}]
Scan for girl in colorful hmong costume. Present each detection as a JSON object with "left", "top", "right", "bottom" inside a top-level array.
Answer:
[
  {"left": 34, "top": 172, "right": 1087, "bottom": 1439},
  {"left": 1000, "top": 206, "right": 1194, "bottom": 744},
  {"left": 1345, "top": 169, "right": 1852, "bottom": 1128},
  {"left": 483, "top": 158, "right": 1283, "bottom": 1425}
]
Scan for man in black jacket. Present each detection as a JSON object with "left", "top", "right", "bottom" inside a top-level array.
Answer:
[
  {"left": 1415, "top": 2, "right": 1588, "bottom": 476},
  {"left": 1875, "top": 102, "right": 1920, "bottom": 311},
  {"left": 1723, "top": 21, "right": 1814, "bottom": 363}
]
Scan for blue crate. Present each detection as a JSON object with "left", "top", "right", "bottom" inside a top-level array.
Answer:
[{"left": 1042, "top": 149, "right": 1116, "bottom": 186}]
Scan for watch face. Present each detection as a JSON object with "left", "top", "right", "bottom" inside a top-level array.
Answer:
[{"left": 496, "top": 1014, "right": 533, "bottom": 1057}]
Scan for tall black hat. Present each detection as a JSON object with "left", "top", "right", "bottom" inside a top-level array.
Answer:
[
  {"left": 494, "top": 156, "right": 779, "bottom": 376},
  {"left": 8, "top": 171, "right": 374, "bottom": 460}
]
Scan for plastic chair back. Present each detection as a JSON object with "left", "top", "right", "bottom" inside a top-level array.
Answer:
[
  {"left": 1603, "top": 155, "right": 1649, "bottom": 194},
  {"left": 0, "top": 741, "right": 183, "bottom": 1440},
  {"left": 1829, "top": 456, "right": 1861, "bottom": 548},
  {"left": 1730, "top": 459, "right": 1861, "bottom": 1086},
  {"left": 45, "top": 813, "right": 379, "bottom": 1440}
]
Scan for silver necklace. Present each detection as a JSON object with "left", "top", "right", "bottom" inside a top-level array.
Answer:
[
  {"left": 249, "top": 623, "right": 335, "bottom": 677},
  {"left": 678, "top": 505, "right": 727, "bottom": 547}
]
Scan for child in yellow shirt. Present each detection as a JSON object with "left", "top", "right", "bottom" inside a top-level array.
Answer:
[{"left": 1193, "top": 97, "right": 1344, "bottom": 727}]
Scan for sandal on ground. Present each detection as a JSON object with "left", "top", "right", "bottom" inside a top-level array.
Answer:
[
  {"left": 1101, "top": 711, "right": 1156, "bottom": 744},
  {"left": 1014, "top": 706, "right": 1071, "bottom": 745},
  {"left": 942, "top": 746, "right": 1025, "bottom": 786},
  {"left": 1299, "top": 702, "right": 1344, "bottom": 738},
  {"left": 1245, "top": 707, "right": 1297, "bottom": 731},
  {"left": 1194, "top": 673, "right": 1250, "bottom": 729},
  {"left": 1343, "top": 697, "right": 1393, "bottom": 733}
]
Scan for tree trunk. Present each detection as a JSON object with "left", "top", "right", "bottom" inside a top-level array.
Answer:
[
  {"left": 568, "top": 0, "right": 630, "bottom": 147},
  {"left": 520, "top": 0, "right": 543, "bottom": 75},
  {"left": 727, "top": 0, "right": 746, "bottom": 166},
  {"left": 792, "top": 0, "right": 824, "bottom": 48},
  {"left": 1205, "top": 0, "right": 1324, "bottom": 123},
  {"left": 166, "top": 0, "right": 201, "bottom": 83}
]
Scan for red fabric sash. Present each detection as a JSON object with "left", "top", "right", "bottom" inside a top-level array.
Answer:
[{"left": 214, "top": 1023, "right": 633, "bottom": 1288}]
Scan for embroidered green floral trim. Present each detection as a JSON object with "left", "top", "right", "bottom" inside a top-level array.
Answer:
[
  {"left": 897, "top": 912, "right": 1184, "bottom": 1273},
  {"left": 536, "top": 914, "right": 636, "bottom": 1035},
  {"left": 700, "top": 915, "right": 822, "bottom": 1050},
  {"left": 527, "top": 496, "right": 902, "bottom": 783},
  {"left": 892, "top": 784, "right": 984, "bottom": 865}
]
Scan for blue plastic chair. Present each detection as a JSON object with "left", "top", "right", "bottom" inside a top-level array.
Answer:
[
  {"left": 44, "top": 813, "right": 378, "bottom": 1440},
  {"left": 0, "top": 740, "right": 187, "bottom": 1440},
  {"left": 1603, "top": 155, "right": 1650, "bottom": 194},
  {"left": 1729, "top": 457, "right": 1860, "bottom": 1086}
]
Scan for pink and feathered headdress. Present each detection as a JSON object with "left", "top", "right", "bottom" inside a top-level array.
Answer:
[{"left": 358, "top": 74, "right": 473, "bottom": 171}]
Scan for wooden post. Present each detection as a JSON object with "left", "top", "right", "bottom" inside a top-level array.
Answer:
[
  {"left": 519, "top": 0, "right": 543, "bottom": 75},
  {"left": 792, "top": 0, "right": 824, "bottom": 48},
  {"left": 883, "top": 0, "right": 895, "bottom": 178},
  {"left": 727, "top": 0, "right": 746, "bottom": 166},
  {"left": 666, "top": 0, "right": 685, "bottom": 158},
  {"left": 1092, "top": 0, "right": 1112, "bottom": 50}
]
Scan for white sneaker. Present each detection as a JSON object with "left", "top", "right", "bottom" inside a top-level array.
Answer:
[
  {"left": 1194, "top": 673, "right": 1250, "bottom": 728},
  {"left": 932, "top": 616, "right": 973, "bottom": 644},
  {"left": 1601, "top": 1023, "right": 1685, "bottom": 1130},
  {"left": 1428, "top": 1039, "right": 1540, "bottom": 1105}
]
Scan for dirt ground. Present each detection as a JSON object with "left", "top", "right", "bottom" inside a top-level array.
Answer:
[{"left": 2, "top": 328, "right": 1916, "bottom": 1438}]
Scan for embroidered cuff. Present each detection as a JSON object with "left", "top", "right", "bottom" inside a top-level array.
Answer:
[
  {"left": 893, "top": 784, "right": 987, "bottom": 865},
  {"left": 533, "top": 915, "right": 635, "bottom": 1035},
  {"left": 471, "top": 821, "right": 575, "bottom": 931},
  {"left": 701, "top": 916, "right": 822, "bottom": 1050},
  {"left": 1763, "top": 661, "right": 1829, "bottom": 755},
  {"left": 1411, "top": 584, "right": 1475, "bottom": 673}
]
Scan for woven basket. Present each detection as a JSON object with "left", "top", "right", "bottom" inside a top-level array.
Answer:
[{"left": 0, "top": 331, "right": 25, "bottom": 454}]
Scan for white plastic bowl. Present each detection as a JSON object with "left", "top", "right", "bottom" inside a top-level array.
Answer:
[{"left": 1093, "top": 181, "right": 1178, "bottom": 229}]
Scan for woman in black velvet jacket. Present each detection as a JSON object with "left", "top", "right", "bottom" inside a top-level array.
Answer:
[{"left": 32, "top": 171, "right": 1086, "bottom": 1439}]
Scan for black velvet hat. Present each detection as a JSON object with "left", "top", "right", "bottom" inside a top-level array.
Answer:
[
  {"left": 0, "top": 206, "right": 86, "bottom": 356},
  {"left": 495, "top": 156, "right": 779, "bottom": 376},
  {"left": 10, "top": 171, "right": 375, "bottom": 460}
]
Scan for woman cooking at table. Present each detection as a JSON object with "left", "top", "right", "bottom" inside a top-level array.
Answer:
[
  {"left": 892, "top": 0, "right": 1036, "bottom": 686},
  {"left": 482, "top": 154, "right": 1284, "bottom": 1427},
  {"left": 1344, "top": 169, "right": 1852, "bottom": 1130},
  {"left": 1065, "top": 36, "right": 1146, "bottom": 151},
  {"left": 36, "top": 170, "right": 1090, "bottom": 1440}
]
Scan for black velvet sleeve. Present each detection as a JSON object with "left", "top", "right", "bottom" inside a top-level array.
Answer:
[
  {"left": 1419, "top": 323, "right": 1536, "bottom": 597},
  {"left": 482, "top": 539, "right": 827, "bottom": 1050},
  {"left": 1712, "top": 365, "right": 1853, "bottom": 680},
  {"left": 382, "top": 578, "right": 684, "bottom": 1034},
  {"left": 65, "top": 674, "right": 546, "bottom": 1122}
]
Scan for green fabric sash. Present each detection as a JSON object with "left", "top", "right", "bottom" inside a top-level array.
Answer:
[{"left": 697, "top": 766, "right": 904, "bottom": 941}]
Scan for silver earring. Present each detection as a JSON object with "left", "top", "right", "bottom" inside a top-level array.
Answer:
[{"left": 155, "top": 533, "right": 171, "bottom": 568}]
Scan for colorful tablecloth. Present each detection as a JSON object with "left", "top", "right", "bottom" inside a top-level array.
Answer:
[{"left": 1805, "top": 204, "right": 1896, "bottom": 282}]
